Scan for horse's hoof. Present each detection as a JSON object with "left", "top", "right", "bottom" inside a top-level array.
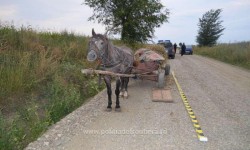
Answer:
[
  {"left": 106, "top": 107, "right": 112, "bottom": 112},
  {"left": 119, "top": 91, "right": 124, "bottom": 97},
  {"left": 115, "top": 107, "right": 121, "bottom": 112},
  {"left": 123, "top": 91, "right": 128, "bottom": 99}
]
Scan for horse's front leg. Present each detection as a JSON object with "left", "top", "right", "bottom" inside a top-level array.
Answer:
[
  {"left": 115, "top": 78, "right": 121, "bottom": 111},
  {"left": 104, "top": 76, "right": 112, "bottom": 111}
]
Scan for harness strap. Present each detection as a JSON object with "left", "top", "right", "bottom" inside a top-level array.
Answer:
[{"left": 101, "top": 61, "right": 121, "bottom": 69}]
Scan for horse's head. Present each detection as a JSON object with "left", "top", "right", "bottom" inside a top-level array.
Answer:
[{"left": 87, "top": 29, "right": 108, "bottom": 62}]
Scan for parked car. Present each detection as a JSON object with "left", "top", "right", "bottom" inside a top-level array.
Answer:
[
  {"left": 166, "top": 42, "right": 175, "bottom": 59},
  {"left": 157, "top": 40, "right": 175, "bottom": 59},
  {"left": 185, "top": 45, "right": 193, "bottom": 55}
]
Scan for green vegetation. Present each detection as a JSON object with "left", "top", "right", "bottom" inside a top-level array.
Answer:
[
  {"left": 0, "top": 24, "right": 105, "bottom": 149},
  {"left": 84, "top": 0, "right": 169, "bottom": 43},
  {"left": 196, "top": 9, "right": 225, "bottom": 46},
  {"left": 195, "top": 42, "right": 250, "bottom": 70}
]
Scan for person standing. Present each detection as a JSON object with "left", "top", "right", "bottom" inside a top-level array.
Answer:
[
  {"left": 181, "top": 43, "right": 186, "bottom": 56},
  {"left": 173, "top": 43, "right": 177, "bottom": 54}
]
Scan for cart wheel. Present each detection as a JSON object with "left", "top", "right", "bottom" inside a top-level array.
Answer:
[
  {"left": 165, "top": 64, "right": 170, "bottom": 75},
  {"left": 158, "top": 69, "right": 165, "bottom": 88}
]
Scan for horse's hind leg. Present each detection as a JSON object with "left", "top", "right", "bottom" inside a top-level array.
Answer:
[
  {"left": 123, "top": 77, "right": 129, "bottom": 99},
  {"left": 104, "top": 76, "right": 112, "bottom": 111},
  {"left": 115, "top": 78, "right": 121, "bottom": 111}
]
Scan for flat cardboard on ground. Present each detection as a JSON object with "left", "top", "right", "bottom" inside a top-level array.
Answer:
[{"left": 152, "top": 88, "right": 173, "bottom": 102}]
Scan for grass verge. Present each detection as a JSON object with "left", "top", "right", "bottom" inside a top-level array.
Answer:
[
  {"left": 194, "top": 42, "right": 250, "bottom": 70},
  {"left": 0, "top": 23, "right": 104, "bottom": 149}
]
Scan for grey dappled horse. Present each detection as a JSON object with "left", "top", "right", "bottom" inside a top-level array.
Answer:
[{"left": 87, "top": 29, "right": 134, "bottom": 111}]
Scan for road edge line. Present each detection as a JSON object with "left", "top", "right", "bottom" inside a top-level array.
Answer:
[{"left": 172, "top": 71, "right": 208, "bottom": 142}]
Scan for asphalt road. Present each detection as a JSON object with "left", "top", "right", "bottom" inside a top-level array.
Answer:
[{"left": 26, "top": 54, "right": 250, "bottom": 150}]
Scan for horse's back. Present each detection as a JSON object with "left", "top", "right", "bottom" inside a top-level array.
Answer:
[
  {"left": 114, "top": 46, "right": 133, "bottom": 62},
  {"left": 110, "top": 46, "right": 134, "bottom": 73},
  {"left": 117, "top": 46, "right": 133, "bottom": 56}
]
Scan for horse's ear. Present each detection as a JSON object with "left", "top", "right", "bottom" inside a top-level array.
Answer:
[
  {"left": 104, "top": 30, "right": 108, "bottom": 37},
  {"left": 92, "top": 28, "right": 96, "bottom": 36}
]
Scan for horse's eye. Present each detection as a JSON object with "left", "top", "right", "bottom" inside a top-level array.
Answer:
[{"left": 101, "top": 42, "right": 104, "bottom": 45}]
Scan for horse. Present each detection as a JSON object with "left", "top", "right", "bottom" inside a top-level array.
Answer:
[{"left": 87, "top": 29, "right": 134, "bottom": 111}]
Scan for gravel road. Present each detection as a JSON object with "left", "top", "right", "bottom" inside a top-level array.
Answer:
[{"left": 26, "top": 54, "right": 250, "bottom": 150}]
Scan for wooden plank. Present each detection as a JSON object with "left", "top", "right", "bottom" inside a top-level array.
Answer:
[{"left": 81, "top": 69, "right": 136, "bottom": 77}]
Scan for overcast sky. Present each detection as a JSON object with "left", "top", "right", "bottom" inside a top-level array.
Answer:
[{"left": 0, "top": 0, "right": 250, "bottom": 45}]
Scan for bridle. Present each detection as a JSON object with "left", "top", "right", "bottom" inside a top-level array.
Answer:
[
  {"left": 88, "top": 36, "right": 121, "bottom": 68},
  {"left": 89, "top": 38, "right": 105, "bottom": 60}
]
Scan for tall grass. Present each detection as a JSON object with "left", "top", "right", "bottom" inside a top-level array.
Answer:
[
  {"left": 195, "top": 42, "right": 250, "bottom": 70},
  {"left": 111, "top": 39, "right": 145, "bottom": 51},
  {"left": 0, "top": 23, "right": 104, "bottom": 149}
]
